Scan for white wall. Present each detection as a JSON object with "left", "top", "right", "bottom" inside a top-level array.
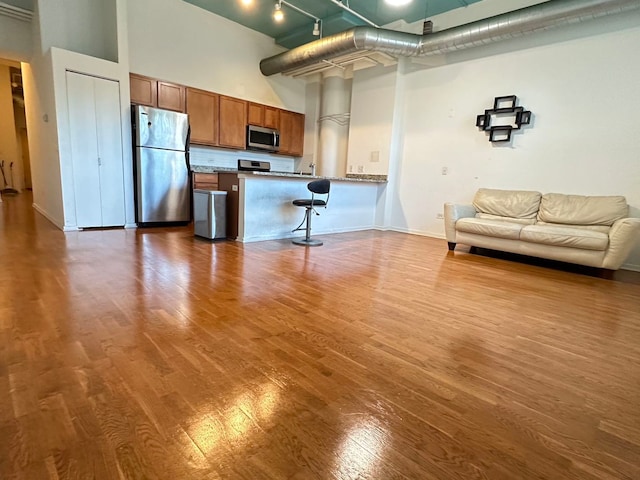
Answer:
[
  {"left": 22, "top": 51, "right": 65, "bottom": 226},
  {"left": 347, "top": 65, "right": 398, "bottom": 176},
  {"left": 22, "top": 0, "right": 132, "bottom": 229},
  {"left": 0, "top": 15, "right": 32, "bottom": 61},
  {"left": 37, "top": 0, "right": 119, "bottom": 62},
  {"left": 381, "top": 11, "right": 640, "bottom": 270},
  {"left": 127, "top": 0, "right": 305, "bottom": 112}
]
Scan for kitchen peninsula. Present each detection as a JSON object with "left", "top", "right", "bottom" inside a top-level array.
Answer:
[{"left": 192, "top": 166, "right": 386, "bottom": 243}]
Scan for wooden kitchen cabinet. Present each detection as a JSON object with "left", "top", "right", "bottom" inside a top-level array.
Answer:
[
  {"left": 264, "top": 106, "right": 279, "bottom": 129},
  {"left": 129, "top": 73, "right": 157, "bottom": 107},
  {"left": 279, "top": 110, "right": 305, "bottom": 157},
  {"left": 157, "top": 81, "right": 185, "bottom": 112},
  {"left": 218, "top": 173, "right": 239, "bottom": 239},
  {"left": 193, "top": 172, "right": 218, "bottom": 190},
  {"left": 247, "top": 102, "right": 264, "bottom": 126},
  {"left": 186, "top": 88, "right": 219, "bottom": 146},
  {"left": 219, "top": 96, "right": 247, "bottom": 149},
  {"left": 247, "top": 102, "right": 280, "bottom": 130}
]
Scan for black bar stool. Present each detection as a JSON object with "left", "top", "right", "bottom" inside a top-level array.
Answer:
[{"left": 291, "top": 179, "right": 331, "bottom": 246}]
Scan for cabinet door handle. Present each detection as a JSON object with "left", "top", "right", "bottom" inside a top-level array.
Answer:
[{"left": 98, "top": 157, "right": 102, "bottom": 166}]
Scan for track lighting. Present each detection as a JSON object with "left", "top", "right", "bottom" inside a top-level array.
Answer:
[
  {"left": 312, "top": 20, "right": 320, "bottom": 36},
  {"left": 273, "top": 2, "right": 284, "bottom": 22},
  {"left": 385, "top": 0, "right": 412, "bottom": 6}
]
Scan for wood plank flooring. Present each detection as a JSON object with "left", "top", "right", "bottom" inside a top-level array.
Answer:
[{"left": 1, "top": 192, "right": 639, "bottom": 479}]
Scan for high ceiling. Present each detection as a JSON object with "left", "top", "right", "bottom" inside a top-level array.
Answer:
[
  {"left": 1, "top": 0, "right": 485, "bottom": 50},
  {"left": 2, "top": 0, "right": 33, "bottom": 10},
  {"left": 183, "top": 0, "right": 483, "bottom": 49}
]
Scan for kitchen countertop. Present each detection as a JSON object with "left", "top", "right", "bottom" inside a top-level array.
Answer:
[{"left": 191, "top": 165, "right": 387, "bottom": 183}]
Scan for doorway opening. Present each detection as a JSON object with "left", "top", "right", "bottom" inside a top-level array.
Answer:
[{"left": 0, "top": 58, "right": 31, "bottom": 202}]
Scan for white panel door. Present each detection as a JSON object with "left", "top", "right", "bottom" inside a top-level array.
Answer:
[
  {"left": 94, "top": 76, "right": 125, "bottom": 226},
  {"left": 67, "top": 71, "right": 102, "bottom": 227},
  {"left": 66, "top": 71, "right": 125, "bottom": 228}
]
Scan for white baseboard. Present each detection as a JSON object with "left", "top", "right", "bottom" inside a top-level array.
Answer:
[
  {"left": 32, "top": 203, "right": 64, "bottom": 230},
  {"left": 240, "top": 225, "right": 374, "bottom": 243}
]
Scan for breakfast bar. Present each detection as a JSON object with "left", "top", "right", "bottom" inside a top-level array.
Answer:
[{"left": 192, "top": 166, "right": 386, "bottom": 243}]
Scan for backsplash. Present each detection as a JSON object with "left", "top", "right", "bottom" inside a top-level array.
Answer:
[{"left": 190, "top": 145, "right": 300, "bottom": 172}]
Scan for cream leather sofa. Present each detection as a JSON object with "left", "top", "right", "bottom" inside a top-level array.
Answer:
[{"left": 445, "top": 188, "right": 640, "bottom": 270}]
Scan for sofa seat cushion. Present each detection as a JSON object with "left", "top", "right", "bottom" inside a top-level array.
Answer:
[
  {"left": 456, "top": 218, "right": 524, "bottom": 240},
  {"left": 520, "top": 225, "right": 609, "bottom": 251},
  {"left": 536, "top": 221, "right": 611, "bottom": 234},
  {"left": 538, "top": 193, "right": 628, "bottom": 226},
  {"left": 473, "top": 188, "right": 542, "bottom": 219}
]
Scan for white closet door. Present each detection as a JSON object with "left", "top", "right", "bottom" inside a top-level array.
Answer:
[
  {"left": 67, "top": 71, "right": 102, "bottom": 227},
  {"left": 94, "top": 77, "right": 125, "bottom": 226},
  {"left": 66, "top": 71, "right": 125, "bottom": 228}
]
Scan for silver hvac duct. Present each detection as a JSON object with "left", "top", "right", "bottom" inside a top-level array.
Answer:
[{"left": 260, "top": 0, "right": 640, "bottom": 76}]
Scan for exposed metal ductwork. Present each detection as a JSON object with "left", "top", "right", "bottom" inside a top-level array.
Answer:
[{"left": 260, "top": 0, "right": 640, "bottom": 76}]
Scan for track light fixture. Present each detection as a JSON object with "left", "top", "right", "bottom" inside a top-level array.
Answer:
[
  {"left": 385, "top": 0, "right": 413, "bottom": 6},
  {"left": 272, "top": 0, "right": 322, "bottom": 37},
  {"left": 273, "top": 1, "right": 284, "bottom": 22}
]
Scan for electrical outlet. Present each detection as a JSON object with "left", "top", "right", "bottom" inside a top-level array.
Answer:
[
  {"left": 370, "top": 151, "right": 380, "bottom": 163},
  {"left": 349, "top": 165, "right": 353, "bottom": 173},
  {"left": 357, "top": 165, "right": 364, "bottom": 173},
  {"left": 441, "top": 167, "right": 448, "bottom": 175},
  {"left": 436, "top": 213, "right": 444, "bottom": 219}
]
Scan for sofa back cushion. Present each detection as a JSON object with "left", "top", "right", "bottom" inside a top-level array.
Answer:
[
  {"left": 473, "top": 188, "right": 542, "bottom": 219},
  {"left": 538, "top": 193, "right": 628, "bottom": 226}
]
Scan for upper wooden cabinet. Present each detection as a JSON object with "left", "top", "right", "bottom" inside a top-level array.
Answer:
[
  {"left": 130, "top": 74, "right": 185, "bottom": 112},
  {"left": 186, "top": 88, "right": 219, "bottom": 146},
  {"left": 279, "top": 110, "right": 305, "bottom": 157},
  {"left": 247, "top": 102, "right": 264, "bottom": 126},
  {"left": 157, "top": 81, "right": 185, "bottom": 113},
  {"left": 129, "top": 72, "right": 304, "bottom": 155},
  {"left": 248, "top": 102, "right": 280, "bottom": 130},
  {"left": 129, "top": 73, "right": 157, "bottom": 107},
  {"left": 264, "top": 106, "right": 280, "bottom": 130},
  {"left": 219, "top": 96, "right": 247, "bottom": 149}
]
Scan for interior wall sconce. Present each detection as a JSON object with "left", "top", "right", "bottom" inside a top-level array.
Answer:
[{"left": 476, "top": 95, "right": 532, "bottom": 142}]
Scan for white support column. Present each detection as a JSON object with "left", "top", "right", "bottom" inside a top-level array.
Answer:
[{"left": 317, "top": 68, "right": 352, "bottom": 177}]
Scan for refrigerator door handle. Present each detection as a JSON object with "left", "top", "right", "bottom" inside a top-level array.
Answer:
[{"left": 185, "top": 125, "right": 191, "bottom": 171}]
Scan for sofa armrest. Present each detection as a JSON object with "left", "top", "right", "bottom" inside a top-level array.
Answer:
[
  {"left": 444, "top": 203, "right": 477, "bottom": 242},
  {"left": 603, "top": 218, "right": 640, "bottom": 269}
]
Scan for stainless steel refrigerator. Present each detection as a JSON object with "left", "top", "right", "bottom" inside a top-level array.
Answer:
[{"left": 133, "top": 105, "right": 191, "bottom": 225}]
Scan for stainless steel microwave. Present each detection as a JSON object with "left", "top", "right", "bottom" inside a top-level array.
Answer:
[{"left": 247, "top": 125, "right": 280, "bottom": 152}]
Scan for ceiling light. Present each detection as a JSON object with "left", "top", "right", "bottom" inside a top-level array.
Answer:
[
  {"left": 385, "top": 0, "right": 412, "bottom": 6},
  {"left": 240, "top": 0, "right": 253, "bottom": 6},
  {"left": 273, "top": 2, "right": 284, "bottom": 22},
  {"left": 312, "top": 20, "right": 320, "bottom": 36}
]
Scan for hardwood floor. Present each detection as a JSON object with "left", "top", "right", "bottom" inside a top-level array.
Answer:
[{"left": 1, "top": 192, "right": 639, "bottom": 479}]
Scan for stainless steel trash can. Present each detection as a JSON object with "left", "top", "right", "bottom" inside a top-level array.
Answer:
[{"left": 193, "top": 189, "right": 227, "bottom": 239}]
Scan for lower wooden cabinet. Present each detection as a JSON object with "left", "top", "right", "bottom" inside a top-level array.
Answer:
[
  {"left": 192, "top": 172, "right": 218, "bottom": 190},
  {"left": 218, "top": 173, "right": 239, "bottom": 239}
]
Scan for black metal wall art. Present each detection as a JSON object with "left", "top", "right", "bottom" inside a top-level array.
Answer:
[{"left": 476, "top": 95, "right": 532, "bottom": 142}]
